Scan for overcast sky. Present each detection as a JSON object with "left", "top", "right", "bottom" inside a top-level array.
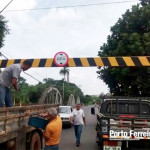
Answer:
[{"left": 0, "top": 0, "right": 139, "bottom": 95}]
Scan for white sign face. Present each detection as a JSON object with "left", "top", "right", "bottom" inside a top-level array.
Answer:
[
  {"left": 104, "top": 146, "right": 121, "bottom": 150},
  {"left": 54, "top": 52, "right": 69, "bottom": 67}
]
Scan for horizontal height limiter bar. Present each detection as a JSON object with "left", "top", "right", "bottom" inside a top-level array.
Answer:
[{"left": 0, "top": 56, "right": 150, "bottom": 68}]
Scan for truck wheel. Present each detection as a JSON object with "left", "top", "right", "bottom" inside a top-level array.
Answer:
[{"left": 30, "top": 132, "right": 41, "bottom": 150}]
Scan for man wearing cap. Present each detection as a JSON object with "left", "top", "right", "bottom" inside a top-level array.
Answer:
[
  {"left": 41, "top": 107, "right": 62, "bottom": 150},
  {"left": 0, "top": 60, "right": 32, "bottom": 107}
]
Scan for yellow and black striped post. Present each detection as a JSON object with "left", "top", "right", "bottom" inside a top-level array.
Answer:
[{"left": 0, "top": 56, "right": 150, "bottom": 68}]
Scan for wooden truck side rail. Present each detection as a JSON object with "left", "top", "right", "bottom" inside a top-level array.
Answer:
[{"left": 0, "top": 104, "right": 59, "bottom": 144}]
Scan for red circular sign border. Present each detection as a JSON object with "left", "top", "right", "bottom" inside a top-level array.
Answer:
[{"left": 53, "top": 52, "right": 69, "bottom": 67}]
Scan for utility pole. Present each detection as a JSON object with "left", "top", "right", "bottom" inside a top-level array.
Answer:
[{"left": 62, "top": 78, "right": 65, "bottom": 100}]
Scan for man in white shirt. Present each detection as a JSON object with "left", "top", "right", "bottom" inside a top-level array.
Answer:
[
  {"left": 70, "top": 104, "right": 86, "bottom": 147},
  {"left": 0, "top": 60, "right": 32, "bottom": 107}
]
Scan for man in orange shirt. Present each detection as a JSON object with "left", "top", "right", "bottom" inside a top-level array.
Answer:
[{"left": 41, "top": 107, "right": 62, "bottom": 150}]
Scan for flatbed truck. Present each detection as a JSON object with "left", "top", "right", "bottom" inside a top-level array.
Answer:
[{"left": 0, "top": 104, "right": 59, "bottom": 150}]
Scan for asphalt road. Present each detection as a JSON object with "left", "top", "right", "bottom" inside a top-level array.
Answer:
[
  {"left": 59, "top": 106, "right": 99, "bottom": 150},
  {"left": 59, "top": 106, "right": 150, "bottom": 150}
]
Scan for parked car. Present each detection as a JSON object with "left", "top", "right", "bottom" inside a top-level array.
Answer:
[{"left": 59, "top": 106, "right": 72, "bottom": 127}]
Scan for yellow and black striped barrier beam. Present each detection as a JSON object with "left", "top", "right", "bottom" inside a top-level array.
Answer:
[{"left": 1, "top": 56, "right": 150, "bottom": 68}]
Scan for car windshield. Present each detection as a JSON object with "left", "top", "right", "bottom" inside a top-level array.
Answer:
[{"left": 59, "top": 107, "right": 70, "bottom": 114}]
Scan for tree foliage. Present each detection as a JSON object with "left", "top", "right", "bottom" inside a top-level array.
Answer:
[
  {"left": 140, "top": 0, "right": 150, "bottom": 6},
  {"left": 0, "top": 15, "right": 9, "bottom": 49},
  {"left": 59, "top": 67, "right": 69, "bottom": 81},
  {"left": 97, "top": 1, "right": 150, "bottom": 96},
  {"left": 82, "top": 95, "right": 100, "bottom": 105},
  {"left": 11, "top": 77, "right": 84, "bottom": 105}
]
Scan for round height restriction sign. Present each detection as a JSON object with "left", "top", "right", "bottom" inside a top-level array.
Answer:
[{"left": 54, "top": 52, "right": 69, "bottom": 67}]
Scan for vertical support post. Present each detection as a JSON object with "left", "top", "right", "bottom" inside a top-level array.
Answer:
[
  {"left": 116, "top": 98, "right": 118, "bottom": 114},
  {"left": 18, "top": 110, "right": 21, "bottom": 129},
  {"left": 16, "top": 129, "right": 26, "bottom": 150},
  {"left": 13, "top": 93, "right": 16, "bottom": 106},
  {"left": 20, "top": 98, "right": 22, "bottom": 107},
  {"left": 111, "top": 100, "right": 113, "bottom": 115},
  {"left": 63, "top": 81, "right": 64, "bottom": 100},
  {"left": 139, "top": 98, "right": 141, "bottom": 115},
  {"left": 4, "top": 111, "right": 8, "bottom": 135},
  {"left": 126, "top": 141, "right": 128, "bottom": 148}
]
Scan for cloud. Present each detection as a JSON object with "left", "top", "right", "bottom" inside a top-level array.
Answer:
[
  {"left": 0, "top": 0, "right": 139, "bottom": 95},
  {"left": 0, "top": 0, "right": 36, "bottom": 10}
]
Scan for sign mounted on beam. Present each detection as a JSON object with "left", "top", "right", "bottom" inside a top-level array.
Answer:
[
  {"left": 0, "top": 56, "right": 150, "bottom": 68},
  {"left": 53, "top": 52, "right": 69, "bottom": 67}
]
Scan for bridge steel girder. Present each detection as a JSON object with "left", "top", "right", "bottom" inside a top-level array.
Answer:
[
  {"left": 1, "top": 56, "right": 150, "bottom": 68},
  {"left": 68, "top": 94, "right": 75, "bottom": 107},
  {"left": 39, "top": 86, "right": 62, "bottom": 105}
]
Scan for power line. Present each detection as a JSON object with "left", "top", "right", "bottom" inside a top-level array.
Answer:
[
  {"left": 0, "top": 0, "right": 14, "bottom": 13},
  {"left": 0, "top": 50, "right": 13, "bottom": 58},
  {"left": 0, "top": 51, "right": 43, "bottom": 82},
  {"left": 0, "top": 52, "right": 9, "bottom": 59},
  {"left": 32, "top": 70, "right": 45, "bottom": 79},
  {"left": 4, "top": 0, "right": 139, "bottom": 12},
  {"left": 23, "top": 72, "right": 42, "bottom": 83},
  {"left": 0, "top": 50, "right": 45, "bottom": 79}
]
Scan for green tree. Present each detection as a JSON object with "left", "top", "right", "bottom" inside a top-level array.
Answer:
[
  {"left": 28, "top": 82, "right": 44, "bottom": 103},
  {"left": 0, "top": 15, "right": 9, "bottom": 49},
  {"left": 9, "top": 76, "right": 84, "bottom": 105},
  {"left": 28, "top": 78, "right": 84, "bottom": 104},
  {"left": 0, "top": 15, "right": 9, "bottom": 72},
  {"left": 97, "top": 1, "right": 150, "bottom": 96},
  {"left": 140, "top": 0, "right": 150, "bottom": 6},
  {"left": 59, "top": 67, "right": 70, "bottom": 81},
  {"left": 11, "top": 77, "right": 30, "bottom": 104}
]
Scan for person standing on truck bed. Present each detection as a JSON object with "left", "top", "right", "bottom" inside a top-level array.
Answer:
[
  {"left": 41, "top": 107, "right": 62, "bottom": 150},
  {"left": 70, "top": 103, "right": 86, "bottom": 147},
  {"left": 0, "top": 60, "right": 32, "bottom": 107}
]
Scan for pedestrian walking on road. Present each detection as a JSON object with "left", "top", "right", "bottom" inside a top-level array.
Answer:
[
  {"left": 40, "top": 107, "right": 62, "bottom": 150},
  {"left": 0, "top": 60, "right": 32, "bottom": 107},
  {"left": 70, "top": 104, "right": 86, "bottom": 147}
]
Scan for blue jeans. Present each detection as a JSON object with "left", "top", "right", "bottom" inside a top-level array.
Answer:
[
  {"left": 0, "top": 84, "right": 13, "bottom": 107},
  {"left": 74, "top": 125, "right": 83, "bottom": 144},
  {"left": 44, "top": 145, "right": 59, "bottom": 150}
]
